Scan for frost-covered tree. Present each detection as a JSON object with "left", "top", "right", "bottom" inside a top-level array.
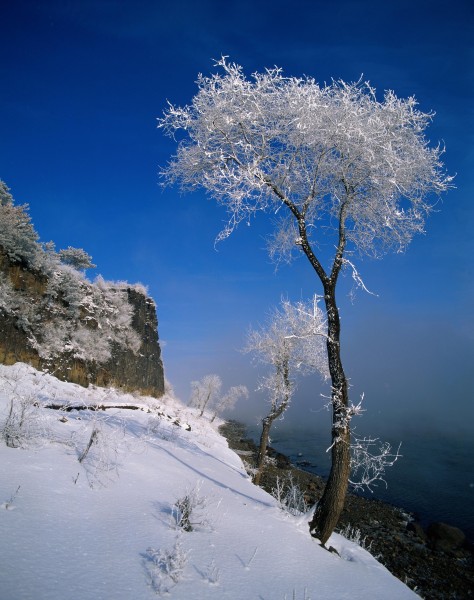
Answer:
[
  {"left": 0, "top": 190, "right": 39, "bottom": 267},
  {"left": 190, "top": 376, "right": 248, "bottom": 422},
  {"left": 210, "top": 384, "right": 248, "bottom": 423},
  {"left": 58, "top": 246, "right": 96, "bottom": 271},
  {"left": 0, "top": 180, "right": 14, "bottom": 206},
  {"left": 189, "top": 374, "right": 222, "bottom": 417},
  {"left": 37, "top": 274, "right": 141, "bottom": 364},
  {"left": 244, "top": 297, "right": 328, "bottom": 485},
  {"left": 158, "top": 59, "right": 452, "bottom": 544}
]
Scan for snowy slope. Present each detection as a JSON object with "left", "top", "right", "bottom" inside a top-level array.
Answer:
[{"left": 0, "top": 363, "right": 418, "bottom": 599}]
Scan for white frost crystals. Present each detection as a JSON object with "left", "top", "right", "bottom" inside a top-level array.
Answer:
[
  {"left": 158, "top": 57, "right": 453, "bottom": 261},
  {"left": 350, "top": 436, "right": 402, "bottom": 493}
]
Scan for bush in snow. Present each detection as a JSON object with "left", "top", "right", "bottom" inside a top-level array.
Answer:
[
  {"left": 271, "top": 473, "right": 309, "bottom": 516},
  {"left": 0, "top": 370, "right": 48, "bottom": 448},
  {"left": 283, "top": 589, "right": 311, "bottom": 600},
  {"left": 1, "top": 485, "right": 21, "bottom": 510},
  {"left": 73, "top": 410, "right": 128, "bottom": 488},
  {"left": 337, "top": 523, "right": 374, "bottom": 555},
  {"left": 198, "top": 559, "right": 220, "bottom": 585},
  {"left": 145, "top": 537, "right": 189, "bottom": 595},
  {"left": 172, "top": 482, "right": 210, "bottom": 532}
]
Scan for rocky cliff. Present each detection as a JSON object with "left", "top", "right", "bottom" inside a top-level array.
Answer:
[{"left": 0, "top": 247, "right": 165, "bottom": 397}]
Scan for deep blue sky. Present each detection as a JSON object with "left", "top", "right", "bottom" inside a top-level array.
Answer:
[{"left": 1, "top": 0, "right": 472, "bottom": 435}]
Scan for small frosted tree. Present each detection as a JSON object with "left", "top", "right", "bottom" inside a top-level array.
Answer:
[
  {"left": 244, "top": 297, "right": 328, "bottom": 485},
  {"left": 0, "top": 188, "right": 39, "bottom": 267},
  {"left": 189, "top": 374, "right": 222, "bottom": 417},
  {"left": 210, "top": 384, "right": 248, "bottom": 422},
  {"left": 0, "top": 180, "right": 14, "bottom": 206},
  {"left": 159, "top": 58, "right": 452, "bottom": 544},
  {"left": 58, "top": 246, "right": 96, "bottom": 271}
]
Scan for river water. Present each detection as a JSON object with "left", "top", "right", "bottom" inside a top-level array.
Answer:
[{"left": 246, "top": 424, "right": 474, "bottom": 542}]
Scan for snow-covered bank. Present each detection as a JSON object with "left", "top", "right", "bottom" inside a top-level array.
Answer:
[{"left": 0, "top": 363, "right": 418, "bottom": 599}]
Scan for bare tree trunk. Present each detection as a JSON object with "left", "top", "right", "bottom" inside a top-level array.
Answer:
[
  {"left": 308, "top": 288, "right": 351, "bottom": 546},
  {"left": 253, "top": 417, "right": 272, "bottom": 486},
  {"left": 199, "top": 390, "right": 212, "bottom": 417},
  {"left": 253, "top": 360, "right": 291, "bottom": 486}
]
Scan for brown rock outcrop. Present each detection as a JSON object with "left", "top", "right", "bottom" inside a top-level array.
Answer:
[{"left": 0, "top": 247, "right": 164, "bottom": 397}]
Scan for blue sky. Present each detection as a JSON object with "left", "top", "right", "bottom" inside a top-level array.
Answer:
[{"left": 1, "top": 0, "right": 472, "bottom": 434}]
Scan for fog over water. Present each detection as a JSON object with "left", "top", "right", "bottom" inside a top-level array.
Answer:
[
  {"left": 224, "top": 302, "right": 473, "bottom": 438},
  {"left": 244, "top": 421, "right": 474, "bottom": 543},
  {"left": 220, "top": 293, "right": 474, "bottom": 541}
]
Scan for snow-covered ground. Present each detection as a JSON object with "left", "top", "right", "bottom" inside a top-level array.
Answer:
[{"left": 0, "top": 363, "right": 418, "bottom": 599}]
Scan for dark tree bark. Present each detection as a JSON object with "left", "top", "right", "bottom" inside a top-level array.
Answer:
[
  {"left": 253, "top": 417, "right": 272, "bottom": 486},
  {"left": 253, "top": 360, "right": 291, "bottom": 486},
  {"left": 308, "top": 288, "right": 351, "bottom": 545},
  {"left": 298, "top": 200, "right": 352, "bottom": 546}
]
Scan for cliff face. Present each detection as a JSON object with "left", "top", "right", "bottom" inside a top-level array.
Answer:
[
  {"left": 0, "top": 248, "right": 165, "bottom": 397},
  {"left": 106, "top": 288, "right": 165, "bottom": 397}
]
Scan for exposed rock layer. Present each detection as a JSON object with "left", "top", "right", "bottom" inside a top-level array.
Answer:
[{"left": 0, "top": 248, "right": 164, "bottom": 397}]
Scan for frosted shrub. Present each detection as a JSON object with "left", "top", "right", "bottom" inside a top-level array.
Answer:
[
  {"left": 283, "top": 589, "right": 311, "bottom": 600},
  {"left": 0, "top": 273, "right": 16, "bottom": 315},
  {"left": 272, "top": 473, "right": 308, "bottom": 516},
  {"left": 0, "top": 374, "right": 48, "bottom": 448},
  {"left": 172, "top": 482, "right": 209, "bottom": 532},
  {"left": 145, "top": 537, "right": 189, "bottom": 595},
  {"left": 1, "top": 485, "right": 21, "bottom": 510},
  {"left": 1, "top": 393, "right": 44, "bottom": 448},
  {"left": 338, "top": 523, "right": 373, "bottom": 553},
  {"left": 73, "top": 413, "right": 127, "bottom": 488},
  {"left": 200, "top": 559, "right": 220, "bottom": 585},
  {"left": 69, "top": 326, "right": 112, "bottom": 363},
  {"left": 93, "top": 277, "right": 141, "bottom": 353}
]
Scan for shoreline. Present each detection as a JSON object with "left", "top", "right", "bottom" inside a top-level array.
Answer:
[{"left": 220, "top": 420, "right": 474, "bottom": 600}]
